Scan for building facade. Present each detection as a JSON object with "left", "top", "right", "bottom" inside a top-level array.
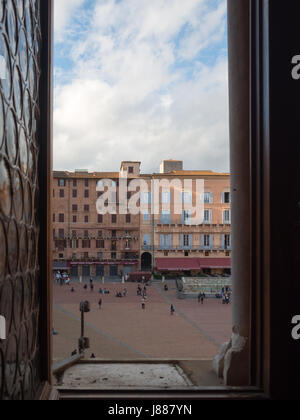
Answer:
[{"left": 52, "top": 161, "right": 231, "bottom": 279}]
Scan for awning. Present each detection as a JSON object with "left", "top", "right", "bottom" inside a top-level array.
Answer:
[
  {"left": 156, "top": 258, "right": 231, "bottom": 271},
  {"left": 156, "top": 258, "right": 201, "bottom": 271},
  {"left": 199, "top": 258, "right": 231, "bottom": 269},
  {"left": 69, "top": 260, "right": 138, "bottom": 266}
]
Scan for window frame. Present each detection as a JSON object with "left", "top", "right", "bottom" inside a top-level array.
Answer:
[
  {"left": 203, "top": 209, "right": 212, "bottom": 224},
  {"left": 223, "top": 209, "right": 231, "bottom": 224},
  {"left": 204, "top": 192, "right": 213, "bottom": 204},
  {"left": 40, "top": 0, "right": 300, "bottom": 401}
]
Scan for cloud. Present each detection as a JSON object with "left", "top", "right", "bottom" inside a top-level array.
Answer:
[
  {"left": 54, "top": 0, "right": 86, "bottom": 41},
  {"left": 54, "top": 0, "right": 229, "bottom": 174}
]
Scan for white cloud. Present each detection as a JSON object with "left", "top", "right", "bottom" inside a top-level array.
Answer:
[
  {"left": 54, "top": 0, "right": 229, "bottom": 174},
  {"left": 54, "top": 0, "right": 86, "bottom": 41}
]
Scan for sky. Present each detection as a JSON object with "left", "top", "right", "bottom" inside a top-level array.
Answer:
[{"left": 53, "top": 0, "right": 229, "bottom": 174}]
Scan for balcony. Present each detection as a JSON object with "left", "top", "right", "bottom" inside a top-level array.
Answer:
[
  {"left": 122, "top": 253, "right": 139, "bottom": 260},
  {"left": 151, "top": 246, "right": 232, "bottom": 252},
  {"left": 142, "top": 244, "right": 151, "bottom": 251},
  {"left": 155, "top": 223, "right": 232, "bottom": 230}
]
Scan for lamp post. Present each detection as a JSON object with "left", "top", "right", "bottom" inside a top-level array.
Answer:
[{"left": 79, "top": 301, "right": 90, "bottom": 354}]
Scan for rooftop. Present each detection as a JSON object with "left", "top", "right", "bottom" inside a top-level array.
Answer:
[{"left": 53, "top": 169, "right": 230, "bottom": 178}]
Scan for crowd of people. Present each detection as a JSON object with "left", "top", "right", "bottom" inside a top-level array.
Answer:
[
  {"left": 115, "top": 289, "right": 127, "bottom": 298},
  {"left": 56, "top": 272, "right": 231, "bottom": 305},
  {"left": 64, "top": 277, "right": 178, "bottom": 316},
  {"left": 55, "top": 271, "right": 70, "bottom": 286},
  {"left": 220, "top": 286, "right": 232, "bottom": 304}
]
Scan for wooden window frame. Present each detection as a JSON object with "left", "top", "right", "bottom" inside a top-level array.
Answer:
[
  {"left": 38, "top": 0, "right": 300, "bottom": 400},
  {"left": 38, "top": 2, "right": 54, "bottom": 399}
]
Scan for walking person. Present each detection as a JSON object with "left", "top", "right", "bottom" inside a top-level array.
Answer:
[
  {"left": 200, "top": 293, "right": 205, "bottom": 304},
  {"left": 141, "top": 298, "right": 146, "bottom": 310},
  {"left": 98, "top": 298, "right": 102, "bottom": 309},
  {"left": 170, "top": 304, "right": 175, "bottom": 316}
]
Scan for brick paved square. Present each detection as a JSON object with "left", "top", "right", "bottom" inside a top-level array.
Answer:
[{"left": 53, "top": 281, "right": 232, "bottom": 363}]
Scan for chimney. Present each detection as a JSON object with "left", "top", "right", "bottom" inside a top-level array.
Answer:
[{"left": 160, "top": 160, "right": 183, "bottom": 174}]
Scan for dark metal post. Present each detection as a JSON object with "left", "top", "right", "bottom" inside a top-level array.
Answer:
[{"left": 79, "top": 301, "right": 90, "bottom": 354}]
